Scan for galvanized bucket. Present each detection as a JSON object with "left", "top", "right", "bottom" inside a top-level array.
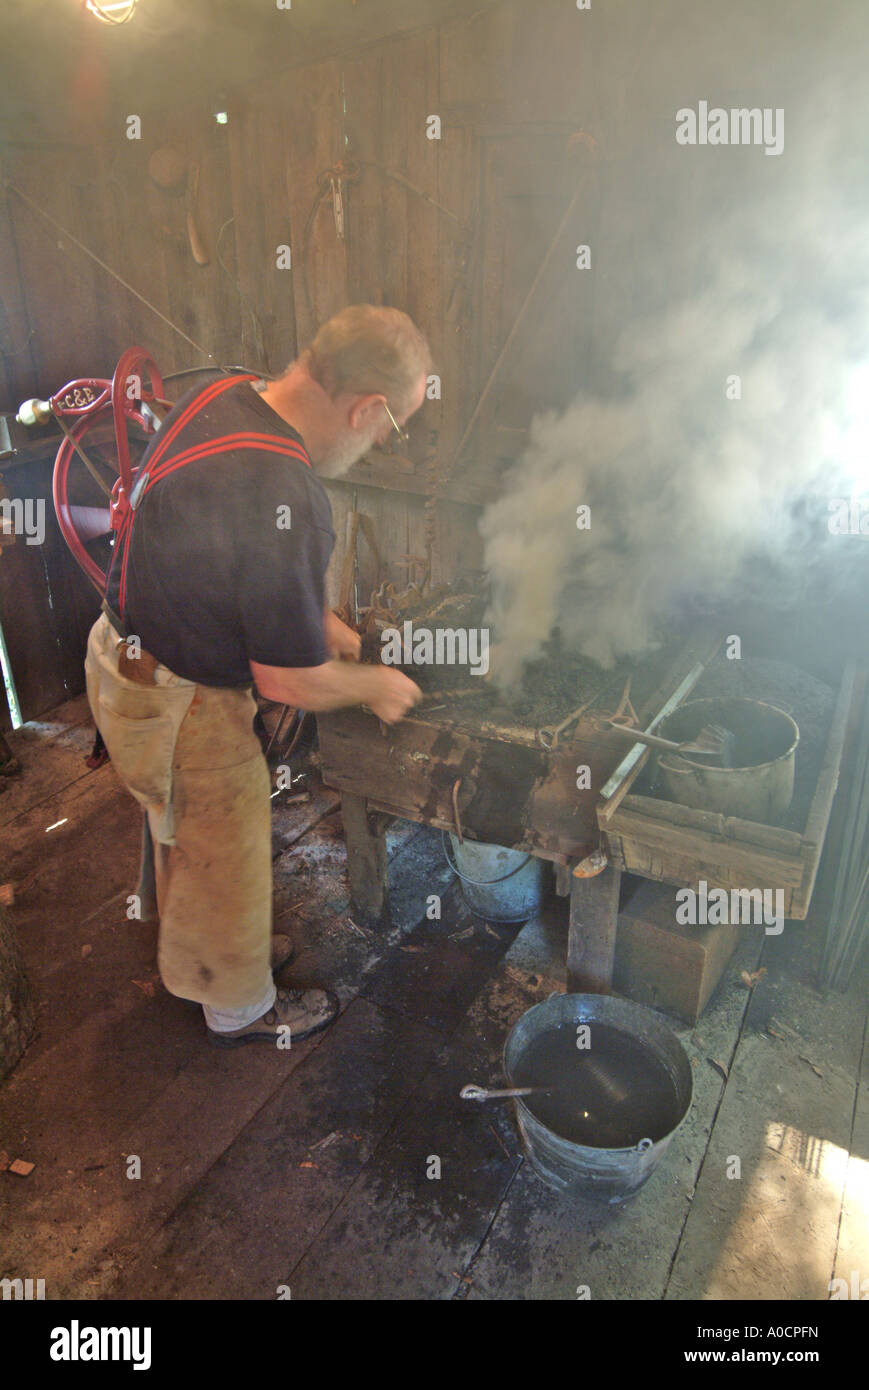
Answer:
[
  {"left": 445, "top": 833, "right": 544, "bottom": 922},
  {"left": 503, "top": 993, "right": 693, "bottom": 1204},
  {"left": 657, "top": 696, "right": 799, "bottom": 822}
]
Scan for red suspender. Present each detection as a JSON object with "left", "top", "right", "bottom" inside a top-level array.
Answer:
[{"left": 116, "top": 377, "right": 311, "bottom": 615}]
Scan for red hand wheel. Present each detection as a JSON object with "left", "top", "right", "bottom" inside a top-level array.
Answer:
[{"left": 38, "top": 347, "right": 168, "bottom": 592}]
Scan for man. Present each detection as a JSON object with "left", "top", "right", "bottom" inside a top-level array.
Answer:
[{"left": 86, "top": 305, "right": 425, "bottom": 1047}]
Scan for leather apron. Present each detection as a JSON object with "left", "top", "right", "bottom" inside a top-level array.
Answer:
[{"left": 84, "top": 612, "right": 273, "bottom": 1011}]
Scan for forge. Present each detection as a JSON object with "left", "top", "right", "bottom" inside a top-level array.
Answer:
[{"left": 319, "top": 584, "right": 853, "bottom": 996}]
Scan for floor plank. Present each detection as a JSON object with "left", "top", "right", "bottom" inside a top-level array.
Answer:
[
  {"left": 831, "top": 959, "right": 869, "bottom": 1299},
  {"left": 666, "top": 930, "right": 868, "bottom": 1300},
  {"left": 109, "top": 998, "right": 445, "bottom": 1300},
  {"left": 284, "top": 1021, "right": 522, "bottom": 1301},
  {"left": 1, "top": 697, "right": 97, "bottom": 825}
]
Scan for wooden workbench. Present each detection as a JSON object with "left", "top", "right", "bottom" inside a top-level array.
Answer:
[{"left": 318, "top": 632, "right": 720, "bottom": 992}]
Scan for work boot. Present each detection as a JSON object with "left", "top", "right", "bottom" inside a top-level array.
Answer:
[
  {"left": 207, "top": 985, "right": 340, "bottom": 1048},
  {"left": 270, "top": 933, "right": 295, "bottom": 974}
]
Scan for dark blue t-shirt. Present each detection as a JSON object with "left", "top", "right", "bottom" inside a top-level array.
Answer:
[{"left": 105, "top": 378, "right": 335, "bottom": 686}]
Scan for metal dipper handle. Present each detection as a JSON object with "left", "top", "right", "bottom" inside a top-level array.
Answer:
[{"left": 460, "top": 1083, "right": 548, "bottom": 1102}]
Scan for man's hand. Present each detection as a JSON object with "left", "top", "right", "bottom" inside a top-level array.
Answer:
[
  {"left": 324, "top": 609, "right": 362, "bottom": 662},
  {"left": 365, "top": 667, "right": 423, "bottom": 724},
  {"left": 250, "top": 656, "right": 421, "bottom": 723}
]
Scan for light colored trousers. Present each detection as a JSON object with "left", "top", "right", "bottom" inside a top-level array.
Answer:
[{"left": 85, "top": 613, "right": 275, "bottom": 1030}]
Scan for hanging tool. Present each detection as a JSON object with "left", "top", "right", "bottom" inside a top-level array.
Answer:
[
  {"left": 329, "top": 171, "right": 345, "bottom": 240},
  {"left": 317, "top": 158, "right": 360, "bottom": 242},
  {"left": 148, "top": 147, "right": 210, "bottom": 267},
  {"left": 186, "top": 163, "right": 209, "bottom": 266}
]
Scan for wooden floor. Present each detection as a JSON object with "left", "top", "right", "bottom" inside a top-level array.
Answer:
[{"left": 0, "top": 695, "right": 867, "bottom": 1301}]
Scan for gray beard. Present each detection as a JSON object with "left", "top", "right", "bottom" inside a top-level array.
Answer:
[{"left": 315, "top": 425, "right": 381, "bottom": 478}]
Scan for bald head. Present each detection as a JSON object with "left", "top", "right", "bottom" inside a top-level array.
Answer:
[
  {"left": 261, "top": 305, "right": 432, "bottom": 476},
  {"left": 302, "top": 305, "right": 432, "bottom": 417}
]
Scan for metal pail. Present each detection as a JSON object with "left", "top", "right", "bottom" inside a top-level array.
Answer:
[
  {"left": 503, "top": 993, "right": 693, "bottom": 1204},
  {"left": 445, "top": 833, "right": 544, "bottom": 922},
  {"left": 657, "top": 697, "right": 799, "bottom": 822}
]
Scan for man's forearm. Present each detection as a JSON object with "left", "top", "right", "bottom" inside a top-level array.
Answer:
[
  {"left": 251, "top": 657, "right": 383, "bottom": 711},
  {"left": 323, "top": 606, "right": 361, "bottom": 661}
]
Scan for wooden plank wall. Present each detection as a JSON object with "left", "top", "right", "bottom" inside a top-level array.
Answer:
[
  {"left": 0, "top": 0, "right": 668, "bottom": 718},
  {"left": 0, "top": 448, "right": 100, "bottom": 729}
]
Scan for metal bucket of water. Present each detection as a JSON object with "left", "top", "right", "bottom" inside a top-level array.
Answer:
[
  {"left": 445, "top": 833, "right": 544, "bottom": 922},
  {"left": 657, "top": 696, "right": 799, "bottom": 822},
  {"left": 503, "top": 993, "right": 693, "bottom": 1204}
]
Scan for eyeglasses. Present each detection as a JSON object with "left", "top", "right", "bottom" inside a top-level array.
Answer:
[{"left": 383, "top": 402, "right": 409, "bottom": 444}]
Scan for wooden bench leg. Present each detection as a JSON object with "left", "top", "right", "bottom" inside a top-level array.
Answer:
[
  {"left": 567, "top": 863, "right": 622, "bottom": 993},
  {"left": 340, "top": 791, "right": 391, "bottom": 929}
]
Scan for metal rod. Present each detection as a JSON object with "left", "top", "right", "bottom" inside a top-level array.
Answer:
[
  {"left": 460, "top": 1084, "right": 550, "bottom": 1102},
  {"left": 598, "top": 660, "right": 708, "bottom": 804}
]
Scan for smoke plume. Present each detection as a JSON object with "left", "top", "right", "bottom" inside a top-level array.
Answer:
[{"left": 480, "top": 4, "right": 869, "bottom": 686}]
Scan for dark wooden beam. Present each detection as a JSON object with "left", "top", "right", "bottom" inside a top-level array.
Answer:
[
  {"left": 340, "top": 791, "right": 392, "bottom": 930},
  {"left": 567, "top": 862, "right": 622, "bottom": 994}
]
